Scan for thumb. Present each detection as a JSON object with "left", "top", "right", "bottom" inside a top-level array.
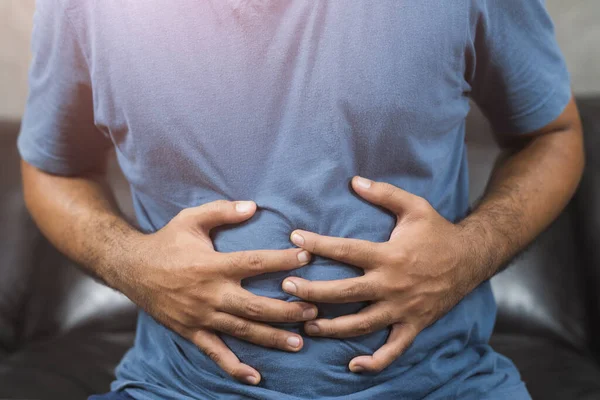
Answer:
[
  {"left": 349, "top": 323, "right": 417, "bottom": 373},
  {"left": 178, "top": 200, "right": 257, "bottom": 234},
  {"left": 351, "top": 176, "right": 423, "bottom": 217}
]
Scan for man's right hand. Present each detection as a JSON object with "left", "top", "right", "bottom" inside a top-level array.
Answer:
[{"left": 121, "top": 200, "right": 315, "bottom": 385}]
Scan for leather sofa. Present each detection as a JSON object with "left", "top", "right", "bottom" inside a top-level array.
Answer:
[{"left": 1, "top": 98, "right": 599, "bottom": 399}]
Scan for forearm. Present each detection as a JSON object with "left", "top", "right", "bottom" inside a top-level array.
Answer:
[
  {"left": 458, "top": 98, "right": 585, "bottom": 284},
  {"left": 21, "top": 159, "right": 143, "bottom": 291}
]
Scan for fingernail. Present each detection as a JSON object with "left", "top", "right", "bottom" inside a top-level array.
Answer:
[
  {"left": 302, "top": 307, "right": 317, "bottom": 319},
  {"left": 287, "top": 336, "right": 301, "bottom": 348},
  {"left": 282, "top": 280, "right": 297, "bottom": 294},
  {"left": 351, "top": 364, "right": 364, "bottom": 373},
  {"left": 235, "top": 201, "right": 254, "bottom": 213},
  {"left": 305, "top": 323, "right": 320, "bottom": 334},
  {"left": 245, "top": 375, "right": 259, "bottom": 385},
  {"left": 355, "top": 176, "right": 372, "bottom": 189},
  {"left": 291, "top": 232, "right": 305, "bottom": 246},
  {"left": 297, "top": 251, "right": 310, "bottom": 263}
]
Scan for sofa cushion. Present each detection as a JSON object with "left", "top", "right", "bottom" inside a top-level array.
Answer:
[
  {"left": 491, "top": 333, "right": 600, "bottom": 400},
  {"left": 573, "top": 97, "right": 600, "bottom": 359},
  {"left": 0, "top": 329, "right": 134, "bottom": 399},
  {"left": 491, "top": 205, "right": 590, "bottom": 351},
  {"left": 0, "top": 123, "right": 40, "bottom": 355},
  {"left": 466, "top": 104, "right": 591, "bottom": 352},
  {"left": 0, "top": 121, "right": 137, "bottom": 349}
]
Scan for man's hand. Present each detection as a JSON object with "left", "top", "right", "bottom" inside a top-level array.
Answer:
[
  {"left": 281, "top": 176, "right": 478, "bottom": 374},
  {"left": 280, "top": 98, "right": 583, "bottom": 374},
  {"left": 21, "top": 160, "right": 319, "bottom": 386},
  {"left": 123, "top": 200, "right": 317, "bottom": 385}
]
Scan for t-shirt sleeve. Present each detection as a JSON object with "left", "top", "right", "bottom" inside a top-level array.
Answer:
[
  {"left": 17, "top": 0, "right": 112, "bottom": 176},
  {"left": 466, "top": 0, "right": 572, "bottom": 135}
]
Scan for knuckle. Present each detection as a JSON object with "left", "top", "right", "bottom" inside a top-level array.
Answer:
[
  {"left": 246, "top": 253, "right": 266, "bottom": 272},
  {"left": 208, "top": 200, "right": 228, "bottom": 215},
  {"left": 213, "top": 199, "right": 231, "bottom": 208},
  {"left": 341, "top": 282, "right": 375, "bottom": 300},
  {"left": 200, "top": 313, "right": 216, "bottom": 330},
  {"left": 307, "top": 240, "right": 318, "bottom": 254},
  {"left": 176, "top": 207, "right": 194, "bottom": 221},
  {"left": 168, "top": 319, "right": 191, "bottom": 338},
  {"left": 364, "top": 281, "right": 379, "bottom": 297},
  {"left": 339, "top": 284, "right": 360, "bottom": 299},
  {"left": 391, "top": 249, "right": 411, "bottom": 265},
  {"left": 205, "top": 350, "right": 222, "bottom": 365},
  {"left": 334, "top": 242, "right": 353, "bottom": 260},
  {"left": 381, "top": 184, "right": 397, "bottom": 201},
  {"left": 220, "top": 291, "right": 236, "bottom": 309},
  {"left": 356, "top": 318, "right": 376, "bottom": 335},
  {"left": 225, "top": 253, "right": 243, "bottom": 273},
  {"left": 243, "top": 300, "right": 264, "bottom": 318},
  {"left": 406, "top": 295, "right": 427, "bottom": 316},
  {"left": 178, "top": 311, "right": 198, "bottom": 328},
  {"left": 302, "top": 285, "right": 316, "bottom": 301},
  {"left": 210, "top": 316, "right": 225, "bottom": 331},
  {"left": 412, "top": 197, "right": 431, "bottom": 215},
  {"left": 379, "top": 279, "right": 396, "bottom": 295},
  {"left": 268, "top": 331, "right": 282, "bottom": 347},
  {"left": 380, "top": 310, "right": 394, "bottom": 324},
  {"left": 232, "top": 321, "right": 252, "bottom": 338},
  {"left": 319, "top": 324, "right": 335, "bottom": 337},
  {"left": 377, "top": 249, "right": 395, "bottom": 266},
  {"left": 363, "top": 244, "right": 379, "bottom": 264},
  {"left": 283, "top": 305, "right": 302, "bottom": 322},
  {"left": 363, "top": 281, "right": 378, "bottom": 297}
]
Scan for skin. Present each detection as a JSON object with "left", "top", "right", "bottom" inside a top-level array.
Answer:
[
  {"left": 21, "top": 96, "right": 583, "bottom": 384},
  {"left": 21, "top": 167, "right": 317, "bottom": 385},
  {"left": 281, "top": 96, "right": 585, "bottom": 373}
]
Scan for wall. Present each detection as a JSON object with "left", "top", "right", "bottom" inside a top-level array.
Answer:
[
  {"left": 547, "top": 1, "right": 600, "bottom": 96},
  {"left": 0, "top": 0, "right": 599, "bottom": 121},
  {"left": 0, "top": 0, "right": 35, "bottom": 121}
]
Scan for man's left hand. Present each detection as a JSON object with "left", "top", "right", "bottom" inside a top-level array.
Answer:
[{"left": 282, "top": 176, "right": 482, "bottom": 374}]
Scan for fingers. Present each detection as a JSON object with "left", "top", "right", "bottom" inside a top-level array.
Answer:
[
  {"left": 303, "top": 304, "right": 390, "bottom": 338},
  {"left": 282, "top": 277, "right": 380, "bottom": 303},
  {"left": 179, "top": 200, "right": 257, "bottom": 233},
  {"left": 221, "top": 248, "right": 311, "bottom": 278},
  {"left": 351, "top": 176, "right": 427, "bottom": 218},
  {"left": 191, "top": 329, "right": 261, "bottom": 385},
  {"left": 290, "top": 230, "right": 378, "bottom": 269},
  {"left": 219, "top": 288, "right": 318, "bottom": 322},
  {"left": 349, "top": 323, "right": 417, "bottom": 373},
  {"left": 211, "top": 313, "right": 305, "bottom": 352}
]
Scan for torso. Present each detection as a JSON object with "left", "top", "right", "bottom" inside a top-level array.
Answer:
[{"left": 70, "top": 1, "right": 517, "bottom": 398}]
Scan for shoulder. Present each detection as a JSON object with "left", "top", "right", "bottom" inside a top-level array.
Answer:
[
  {"left": 467, "top": 0, "right": 554, "bottom": 45},
  {"left": 35, "top": 0, "right": 92, "bottom": 30},
  {"left": 468, "top": 0, "right": 550, "bottom": 22},
  {"left": 35, "top": 0, "right": 96, "bottom": 54}
]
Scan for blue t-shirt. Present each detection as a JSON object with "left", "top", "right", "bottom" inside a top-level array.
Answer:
[{"left": 19, "top": 1, "right": 571, "bottom": 399}]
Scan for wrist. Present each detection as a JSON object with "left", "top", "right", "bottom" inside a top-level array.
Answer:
[
  {"left": 90, "top": 216, "right": 147, "bottom": 295},
  {"left": 453, "top": 216, "right": 504, "bottom": 288}
]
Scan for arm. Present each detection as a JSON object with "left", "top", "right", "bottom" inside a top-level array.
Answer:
[
  {"left": 21, "top": 160, "right": 141, "bottom": 292},
  {"left": 458, "top": 97, "right": 584, "bottom": 283},
  {"left": 20, "top": 0, "right": 317, "bottom": 386},
  {"left": 278, "top": 97, "right": 584, "bottom": 373},
  {"left": 277, "top": 0, "right": 580, "bottom": 373},
  {"left": 21, "top": 160, "right": 316, "bottom": 385}
]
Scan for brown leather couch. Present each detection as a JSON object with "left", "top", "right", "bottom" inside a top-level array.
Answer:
[{"left": 1, "top": 99, "right": 600, "bottom": 399}]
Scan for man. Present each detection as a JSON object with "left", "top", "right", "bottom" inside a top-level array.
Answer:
[{"left": 18, "top": 0, "right": 583, "bottom": 399}]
